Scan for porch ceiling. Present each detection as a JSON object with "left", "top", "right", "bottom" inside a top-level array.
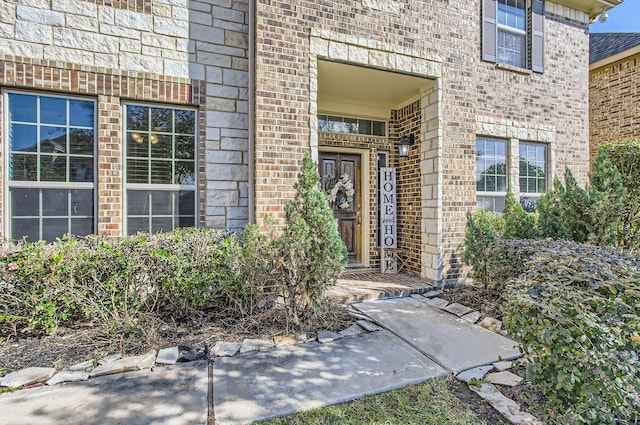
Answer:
[
  {"left": 318, "top": 61, "right": 433, "bottom": 115},
  {"left": 555, "top": 0, "right": 623, "bottom": 19}
]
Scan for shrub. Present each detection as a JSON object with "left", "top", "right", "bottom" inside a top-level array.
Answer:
[
  {"left": 502, "top": 191, "right": 537, "bottom": 239},
  {"left": 277, "top": 155, "right": 347, "bottom": 321},
  {"left": 461, "top": 210, "right": 503, "bottom": 288},
  {"left": 600, "top": 140, "right": 640, "bottom": 250},
  {"left": 502, "top": 240, "right": 640, "bottom": 424},
  {"left": 537, "top": 153, "right": 625, "bottom": 246}
]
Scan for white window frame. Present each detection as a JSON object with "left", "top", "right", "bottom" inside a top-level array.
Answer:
[
  {"left": 518, "top": 141, "right": 548, "bottom": 211},
  {"left": 318, "top": 113, "right": 387, "bottom": 137},
  {"left": 4, "top": 90, "right": 97, "bottom": 241},
  {"left": 496, "top": 0, "right": 528, "bottom": 68},
  {"left": 476, "top": 137, "right": 509, "bottom": 213},
  {"left": 123, "top": 102, "right": 198, "bottom": 235}
]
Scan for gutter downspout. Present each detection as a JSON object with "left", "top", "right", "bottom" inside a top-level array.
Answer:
[{"left": 248, "top": 0, "right": 256, "bottom": 224}]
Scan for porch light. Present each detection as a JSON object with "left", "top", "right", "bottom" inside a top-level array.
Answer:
[{"left": 398, "top": 134, "right": 415, "bottom": 158}]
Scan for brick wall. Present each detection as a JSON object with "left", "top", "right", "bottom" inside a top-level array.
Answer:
[
  {"left": 590, "top": 52, "right": 640, "bottom": 163},
  {"left": 0, "top": 0, "right": 249, "bottom": 235},
  {"left": 255, "top": 0, "right": 590, "bottom": 282}
]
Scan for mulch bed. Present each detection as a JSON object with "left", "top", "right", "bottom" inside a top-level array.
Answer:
[{"left": 439, "top": 285, "right": 505, "bottom": 320}]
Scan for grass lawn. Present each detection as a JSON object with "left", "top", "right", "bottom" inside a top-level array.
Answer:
[{"left": 262, "top": 378, "right": 501, "bottom": 425}]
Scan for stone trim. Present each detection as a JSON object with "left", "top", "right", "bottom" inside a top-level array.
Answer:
[{"left": 80, "top": 0, "right": 152, "bottom": 14}]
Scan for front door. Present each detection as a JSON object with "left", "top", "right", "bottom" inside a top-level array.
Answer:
[{"left": 319, "top": 153, "right": 361, "bottom": 265}]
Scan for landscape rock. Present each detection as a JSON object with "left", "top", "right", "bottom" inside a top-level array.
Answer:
[
  {"left": 273, "top": 335, "right": 297, "bottom": 347},
  {"left": 90, "top": 350, "right": 157, "bottom": 378},
  {"left": 98, "top": 354, "right": 122, "bottom": 365},
  {"left": 478, "top": 317, "right": 502, "bottom": 332},
  {"left": 348, "top": 311, "right": 370, "bottom": 321},
  {"left": 339, "top": 324, "right": 362, "bottom": 337},
  {"left": 484, "top": 371, "right": 523, "bottom": 387},
  {"left": 295, "top": 333, "right": 308, "bottom": 342},
  {"left": 317, "top": 331, "right": 343, "bottom": 343},
  {"left": 156, "top": 346, "right": 180, "bottom": 365},
  {"left": 68, "top": 359, "right": 95, "bottom": 371},
  {"left": 492, "top": 360, "right": 513, "bottom": 372},
  {"left": 211, "top": 341, "right": 242, "bottom": 357},
  {"left": 356, "top": 320, "right": 382, "bottom": 332},
  {"left": 410, "top": 294, "right": 429, "bottom": 302},
  {"left": 422, "top": 289, "right": 443, "bottom": 298},
  {"left": 456, "top": 365, "right": 493, "bottom": 383},
  {"left": 46, "top": 370, "right": 89, "bottom": 386},
  {"left": 444, "top": 302, "right": 474, "bottom": 317},
  {"left": 425, "top": 297, "right": 449, "bottom": 308},
  {"left": 239, "top": 338, "right": 275, "bottom": 354},
  {"left": 0, "top": 367, "right": 56, "bottom": 388},
  {"left": 177, "top": 346, "right": 199, "bottom": 362},
  {"left": 469, "top": 383, "right": 541, "bottom": 424},
  {"left": 461, "top": 311, "right": 482, "bottom": 324}
]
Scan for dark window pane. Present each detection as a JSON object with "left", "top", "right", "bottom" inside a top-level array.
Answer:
[
  {"left": 152, "top": 217, "right": 173, "bottom": 233},
  {"left": 178, "top": 191, "right": 195, "bottom": 216},
  {"left": 127, "top": 190, "right": 150, "bottom": 215},
  {"left": 127, "top": 132, "right": 148, "bottom": 157},
  {"left": 42, "top": 218, "right": 69, "bottom": 242},
  {"left": 70, "top": 157, "right": 94, "bottom": 182},
  {"left": 9, "top": 93, "right": 37, "bottom": 123},
  {"left": 373, "top": 121, "right": 386, "bottom": 136},
  {"left": 150, "top": 134, "right": 172, "bottom": 159},
  {"left": 178, "top": 216, "right": 195, "bottom": 228},
  {"left": 151, "top": 108, "right": 172, "bottom": 132},
  {"left": 11, "top": 218, "right": 39, "bottom": 242},
  {"left": 43, "top": 189, "right": 68, "bottom": 216},
  {"left": 40, "top": 154, "right": 67, "bottom": 182},
  {"left": 40, "top": 97, "right": 67, "bottom": 125},
  {"left": 358, "top": 119, "right": 371, "bottom": 135},
  {"left": 150, "top": 161, "right": 171, "bottom": 184},
  {"left": 176, "top": 136, "right": 194, "bottom": 159},
  {"left": 40, "top": 127, "right": 67, "bottom": 153},
  {"left": 10, "top": 154, "right": 38, "bottom": 181},
  {"left": 175, "top": 110, "right": 195, "bottom": 134},
  {"left": 127, "top": 105, "right": 149, "bottom": 131},
  {"left": 11, "top": 188, "right": 39, "bottom": 217},
  {"left": 128, "top": 218, "right": 149, "bottom": 234},
  {"left": 151, "top": 191, "right": 172, "bottom": 215},
  {"left": 175, "top": 161, "right": 194, "bottom": 185},
  {"left": 127, "top": 159, "right": 149, "bottom": 183},
  {"left": 10, "top": 124, "right": 38, "bottom": 152},
  {"left": 69, "top": 129, "right": 94, "bottom": 155},
  {"left": 71, "top": 190, "right": 93, "bottom": 216},
  {"left": 71, "top": 218, "right": 94, "bottom": 236},
  {"left": 69, "top": 100, "right": 94, "bottom": 127}
]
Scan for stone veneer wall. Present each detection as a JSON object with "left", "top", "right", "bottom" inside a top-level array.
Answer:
[
  {"left": 0, "top": 0, "right": 249, "bottom": 236},
  {"left": 589, "top": 51, "right": 640, "bottom": 163},
  {"left": 255, "top": 0, "right": 590, "bottom": 282}
]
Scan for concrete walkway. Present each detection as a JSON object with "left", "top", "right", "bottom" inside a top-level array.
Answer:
[{"left": 0, "top": 297, "right": 521, "bottom": 425}]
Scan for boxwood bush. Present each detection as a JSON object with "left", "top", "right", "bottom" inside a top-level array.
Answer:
[{"left": 502, "top": 240, "right": 640, "bottom": 424}]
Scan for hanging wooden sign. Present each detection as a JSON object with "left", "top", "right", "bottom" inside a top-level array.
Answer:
[{"left": 380, "top": 167, "right": 397, "bottom": 273}]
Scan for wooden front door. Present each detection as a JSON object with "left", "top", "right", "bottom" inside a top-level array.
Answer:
[{"left": 319, "top": 153, "right": 361, "bottom": 265}]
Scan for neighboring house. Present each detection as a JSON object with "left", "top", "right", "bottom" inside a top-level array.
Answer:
[
  {"left": 590, "top": 32, "right": 640, "bottom": 162},
  {"left": 0, "top": 0, "right": 620, "bottom": 284}
]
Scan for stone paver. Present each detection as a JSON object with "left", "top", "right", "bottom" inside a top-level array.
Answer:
[
  {"left": 484, "top": 371, "right": 523, "bottom": 387},
  {"left": 493, "top": 360, "right": 513, "bottom": 372},
  {"left": 470, "top": 383, "right": 541, "bottom": 424},
  {"left": 339, "top": 324, "right": 362, "bottom": 337},
  {"left": 425, "top": 297, "right": 449, "bottom": 308},
  {"left": 443, "top": 302, "right": 474, "bottom": 317},
  {"left": 213, "top": 330, "right": 446, "bottom": 425},
  {"left": 353, "top": 297, "right": 521, "bottom": 374},
  {"left": 97, "top": 354, "right": 121, "bottom": 365},
  {"left": 0, "top": 367, "right": 56, "bottom": 388},
  {"left": 211, "top": 342, "right": 242, "bottom": 357},
  {"left": 461, "top": 311, "right": 482, "bottom": 324},
  {"left": 356, "top": 319, "right": 382, "bottom": 332},
  {"left": 317, "top": 331, "right": 343, "bottom": 343},
  {"left": 46, "top": 370, "right": 90, "bottom": 386},
  {"left": 478, "top": 317, "right": 502, "bottom": 332},
  {"left": 274, "top": 336, "right": 297, "bottom": 347},
  {"left": 456, "top": 365, "right": 493, "bottom": 383},
  {"left": 69, "top": 360, "right": 95, "bottom": 372},
  {"left": 0, "top": 362, "right": 207, "bottom": 425},
  {"left": 240, "top": 338, "right": 275, "bottom": 354},
  {"left": 422, "top": 289, "right": 443, "bottom": 298},
  {"left": 156, "top": 347, "right": 180, "bottom": 365},
  {"left": 90, "top": 350, "right": 156, "bottom": 378}
]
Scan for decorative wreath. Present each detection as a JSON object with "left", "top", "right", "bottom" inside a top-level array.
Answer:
[{"left": 327, "top": 174, "right": 355, "bottom": 210}]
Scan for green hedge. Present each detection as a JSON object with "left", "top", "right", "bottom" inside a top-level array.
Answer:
[{"left": 501, "top": 240, "right": 640, "bottom": 424}]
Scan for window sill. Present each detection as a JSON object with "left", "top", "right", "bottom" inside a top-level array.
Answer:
[{"left": 494, "top": 63, "right": 532, "bottom": 75}]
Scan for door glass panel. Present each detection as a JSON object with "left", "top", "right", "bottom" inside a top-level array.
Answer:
[{"left": 322, "top": 159, "right": 336, "bottom": 191}]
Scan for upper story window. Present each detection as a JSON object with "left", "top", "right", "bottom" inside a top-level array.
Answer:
[
  {"left": 6, "top": 92, "right": 96, "bottom": 242},
  {"left": 482, "top": 0, "right": 545, "bottom": 73},
  {"left": 124, "top": 104, "right": 197, "bottom": 235},
  {"left": 318, "top": 114, "right": 386, "bottom": 137}
]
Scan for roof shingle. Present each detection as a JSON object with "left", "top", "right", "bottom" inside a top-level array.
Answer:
[{"left": 590, "top": 32, "right": 640, "bottom": 64}]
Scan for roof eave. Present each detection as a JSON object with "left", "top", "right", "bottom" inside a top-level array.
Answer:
[
  {"left": 554, "top": 0, "right": 624, "bottom": 19},
  {"left": 590, "top": 44, "right": 640, "bottom": 69}
]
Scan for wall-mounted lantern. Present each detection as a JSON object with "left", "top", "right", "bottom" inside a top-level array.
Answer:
[{"left": 398, "top": 134, "right": 415, "bottom": 158}]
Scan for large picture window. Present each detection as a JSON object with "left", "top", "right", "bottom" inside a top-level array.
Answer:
[
  {"left": 476, "top": 138, "right": 508, "bottom": 212},
  {"left": 125, "top": 104, "right": 196, "bottom": 234},
  {"left": 6, "top": 92, "right": 96, "bottom": 242}
]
